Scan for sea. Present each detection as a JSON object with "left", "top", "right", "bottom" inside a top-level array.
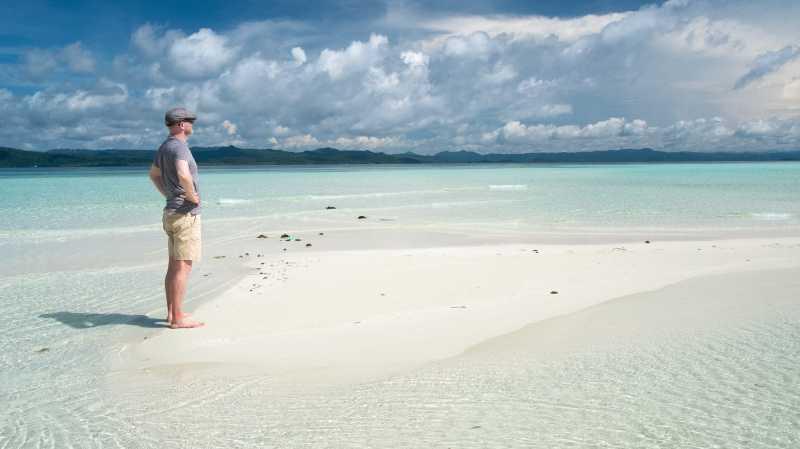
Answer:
[{"left": 1, "top": 162, "right": 799, "bottom": 448}]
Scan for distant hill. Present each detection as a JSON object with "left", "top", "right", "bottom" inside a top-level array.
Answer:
[{"left": 2, "top": 146, "right": 800, "bottom": 168}]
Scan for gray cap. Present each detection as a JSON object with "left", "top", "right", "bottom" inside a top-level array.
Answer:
[{"left": 165, "top": 107, "right": 197, "bottom": 126}]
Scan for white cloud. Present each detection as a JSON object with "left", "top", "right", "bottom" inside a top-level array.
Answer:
[
  {"left": 333, "top": 135, "right": 399, "bottom": 149},
  {"left": 25, "top": 82, "right": 128, "bottom": 112},
  {"left": 539, "top": 104, "right": 573, "bottom": 117},
  {"left": 222, "top": 120, "right": 238, "bottom": 135},
  {"left": 132, "top": 24, "right": 166, "bottom": 57},
  {"left": 168, "top": 28, "right": 238, "bottom": 78},
  {"left": 8, "top": 0, "right": 800, "bottom": 152},
  {"left": 420, "top": 12, "right": 628, "bottom": 44},
  {"left": 401, "top": 51, "right": 428, "bottom": 68},
  {"left": 442, "top": 32, "right": 493, "bottom": 59},
  {"left": 318, "top": 34, "right": 388, "bottom": 80},
  {"left": 145, "top": 87, "right": 176, "bottom": 110},
  {"left": 734, "top": 45, "right": 800, "bottom": 89},
  {"left": 783, "top": 78, "right": 800, "bottom": 101},
  {"left": 283, "top": 133, "right": 320, "bottom": 148},
  {"left": 291, "top": 47, "right": 307, "bottom": 65},
  {"left": 482, "top": 63, "right": 517, "bottom": 84},
  {"left": 24, "top": 49, "right": 58, "bottom": 78},
  {"left": 485, "top": 117, "right": 652, "bottom": 147},
  {"left": 61, "top": 42, "right": 95, "bottom": 73}
]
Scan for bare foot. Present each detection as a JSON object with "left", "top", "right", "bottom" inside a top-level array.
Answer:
[
  {"left": 166, "top": 312, "right": 192, "bottom": 322},
  {"left": 169, "top": 320, "right": 205, "bottom": 329}
]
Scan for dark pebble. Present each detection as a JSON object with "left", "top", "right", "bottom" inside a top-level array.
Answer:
[
  {"left": 358, "top": 215, "right": 367, "bottom": 219},
  {"left": 280, "top": 233, "right": 290, "bottom": 239},
  {"left": 550, "top": 291, "right": 559, "bottom": 294},
  {"left": 295, "top": 238, "right": 303, "bottom": 242},
  {"left": 257, "top": 234, "right": 268, "bottom": 239},
  {"left": 306, "top": 243, "right": 312, "bottom": 247},
  {"left": 326, "top": 206, "right": 337, "bottom": 210},
  {"left": 213, "top": 255, "right": 226, "bottom": 259},
  {"left": 319, "top": 232, "right": 324, "bottom": 235},
  {"left": 645, "top": 240, "right": 651, "bottom": 244},
  {"left": 35, "top": 347, "right": 50, "bottom": 353}
]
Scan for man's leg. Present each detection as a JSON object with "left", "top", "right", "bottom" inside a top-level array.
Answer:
[{"left": 166, "top": 258, "right": 204, "bottom": 329}]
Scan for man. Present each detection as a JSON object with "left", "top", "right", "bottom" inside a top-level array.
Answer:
[{"left": 149, "top": 107, "right": 205, "bottom": 329}]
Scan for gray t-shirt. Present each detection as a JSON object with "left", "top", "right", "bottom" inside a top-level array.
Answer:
[{"left": 153, "top": 136, "right": 201, "bottom": 215}]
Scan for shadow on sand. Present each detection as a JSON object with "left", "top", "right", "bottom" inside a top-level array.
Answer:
[{"left": 40, "top": 312, "right": 168, "bottom": 329}]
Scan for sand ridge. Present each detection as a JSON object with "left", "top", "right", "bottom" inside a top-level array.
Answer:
[{"left": 119, "top": 232, "right": 800, "bottom": 384}]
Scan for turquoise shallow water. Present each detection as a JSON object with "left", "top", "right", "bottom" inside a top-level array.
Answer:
[
  {"left": 1, "top": 162, "right": 800, "bottom": 448},
  {"left": 2, "top": 162, "right": 800, "bottom": 235}
]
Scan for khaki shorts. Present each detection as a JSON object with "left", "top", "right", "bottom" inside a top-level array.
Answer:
[{"left": 162, "top": 211, "right": 202, "bottom": 261}]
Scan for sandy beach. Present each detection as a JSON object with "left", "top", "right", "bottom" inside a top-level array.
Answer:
[{"left": 119, "top": 228, "right": 800, "bottom": 385}]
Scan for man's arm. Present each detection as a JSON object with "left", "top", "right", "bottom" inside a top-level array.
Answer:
[
  {"left": 175, "top": 159, "right": 200, "bottom": 205},
  {"left": 149, "top": 164, "right": 168, "bottom": 198}
]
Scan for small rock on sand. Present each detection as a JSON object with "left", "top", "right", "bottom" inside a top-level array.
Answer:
[
  {"left": 257, "top": 234, "right": 268, "bottom": 239},
  {"left": 280, "top": 233, "right": 290, "bottom": 239},
  {"left": 319, "top": 232, "right": 324, "bottom": 235},
  {"left": 357, "top": 215, "right": 367, "bottom": 219},
  {"left": 326, "top": 206, "right": 336, "bottom": 210},
  {"left": 306, "top": 243, "right": 312, "bottom": 247},
  {"left": 212, "top": 256, "right": 226, "bottom": 259},
  {"left": 35, "top": 347, "right": 49, "bottom": 353},
  {"left": 550, "top": 290, "right": 559, "bottom": 295}
]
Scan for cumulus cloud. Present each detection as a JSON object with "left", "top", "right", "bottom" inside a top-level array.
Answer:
[
  {"left": 291, "top": 47, "right": 307, "bottom": 65},
  {"left": 25, "top": 81, "right": 128, "bottom": 112},
  {"left": 318, "top": 33, "right": 388, "bottom": 79},
  {"left": 23, "top": 49, "right": 58, "bottom": 78},
  {"left": 61, "top": 42, "right": 96, "bottom": 73},
  {"left": 222, "top": 120, "right": 238, "bottom": 135},
  {"left": 6, "top": 0, "right": 800, "bottom": 151},
  {"left": 168, "top": 28, "right": 238, "bottom": 78},
  {"left": 419, "top": 12, "right": 628, "bottom": 44},
  {"left": 333, "top": 135, "right": 399, "bottom": 149},
  {"left": 283, "top": 134, "right": 320, "bottom": 148},
  {"left": 783, "top": 78, "right": 800, "bottom": 101},
  {"left": 734, "top": 45, "right": 800, "bottom": 89},
  {"left": 486, "top": 117, "right": 650, "bottom": 145}
]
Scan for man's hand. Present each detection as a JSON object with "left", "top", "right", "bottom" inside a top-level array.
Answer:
[
  {"left": 175, "top": 159, "right": 200, "bottom": 206},
  {"left": 185, "top": 193, "right": 201, "bottom": 205}
]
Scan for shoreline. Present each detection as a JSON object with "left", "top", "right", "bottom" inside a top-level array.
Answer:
[{"left": 116, "top": 230, "right": 800, "bottom": 385}]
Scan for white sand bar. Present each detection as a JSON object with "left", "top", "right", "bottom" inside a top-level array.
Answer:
[{"left": 122, "top": 234, "right": 800, "bottom": 383}]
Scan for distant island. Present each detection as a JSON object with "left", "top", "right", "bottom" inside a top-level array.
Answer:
[{"left": 2, "top": 146, "right": 800, "bottom": 168}]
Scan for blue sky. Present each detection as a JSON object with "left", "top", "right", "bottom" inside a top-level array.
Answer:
[{"left": 1, "top": 0, "right": 799, "bottom": 152}]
